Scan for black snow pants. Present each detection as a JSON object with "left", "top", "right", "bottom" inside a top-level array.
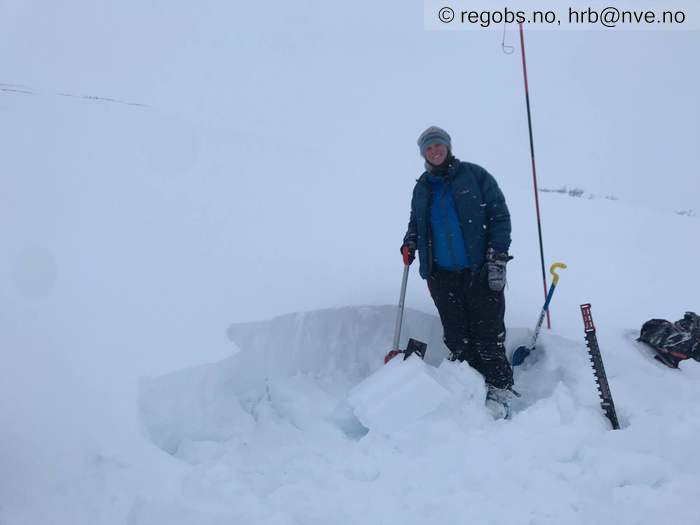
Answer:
[{"left": 427, "top": 266, "right": 513, "bottom": 389}]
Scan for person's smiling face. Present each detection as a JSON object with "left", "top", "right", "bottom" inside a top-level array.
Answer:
[{"left": 425, "top": 143, "right": 448, "bottom": 166}]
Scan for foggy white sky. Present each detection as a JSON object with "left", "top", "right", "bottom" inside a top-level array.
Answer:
[{"left": 2, "top": 1, "right": 698, "bottom": 208}]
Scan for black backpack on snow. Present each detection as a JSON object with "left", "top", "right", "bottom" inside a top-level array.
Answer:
[{"left": 638, "top": 312, "right": 700, "bottom": 368}]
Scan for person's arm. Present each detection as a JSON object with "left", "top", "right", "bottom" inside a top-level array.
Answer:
[
  {"left": 475, "top": 165, "right": 511, "bottom": 253},
  {"left": 400, "top": 188, "right": 418, "bottom": 264},
  {"left": 403, "top": 203, "right": 417, "bottom": 247}
]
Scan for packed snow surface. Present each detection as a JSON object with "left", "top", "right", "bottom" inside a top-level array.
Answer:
[{"left": 131, "top": 306, "right": 700, "bottom": 525}]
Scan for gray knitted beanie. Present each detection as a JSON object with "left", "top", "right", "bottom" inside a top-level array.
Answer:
[{"left": 417, "top": 126, "right": 451, "bottom": 157}]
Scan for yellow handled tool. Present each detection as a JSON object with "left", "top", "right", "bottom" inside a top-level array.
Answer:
[{"left": 512, "top": 262, "right": 567, "bottom": 366}]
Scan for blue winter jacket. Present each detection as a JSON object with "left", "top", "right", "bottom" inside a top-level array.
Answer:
[{"left": 403, "top": 159, "right": 511, "bottom": 279}]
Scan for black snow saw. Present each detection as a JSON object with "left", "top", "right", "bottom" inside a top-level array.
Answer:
[{"left": 384, "top": 247, "right": 427, "bottom": 364}]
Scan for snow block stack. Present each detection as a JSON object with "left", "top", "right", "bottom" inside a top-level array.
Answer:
[{"left": 347, "top": 355, "right": 450, "bottom": 435}]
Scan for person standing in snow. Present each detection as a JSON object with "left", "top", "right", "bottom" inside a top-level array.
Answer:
[{"left": 401, "top": 126, "right": 517, "bottom": 417}]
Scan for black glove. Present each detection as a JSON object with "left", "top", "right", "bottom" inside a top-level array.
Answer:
[
  {"left": 485, "top": 248, "right": 513, "bottom": 292},
  {"left": 400, "top": 242, "right": 416, "bottom": 265}
]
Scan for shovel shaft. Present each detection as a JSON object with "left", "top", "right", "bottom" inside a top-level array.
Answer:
[
  {"left": 529, "top": 282, "right": 556, "bottom": 348},
  {"left": 513, "top": 263, "right": 567, "bottom": 367},
  {"left": 392, "top": 263, "right": 410, "bottom": 351}
]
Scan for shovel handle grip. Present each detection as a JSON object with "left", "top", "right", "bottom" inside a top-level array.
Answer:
[
  {"left": 549, "top": 262, "right": 567, "bottom": 286},
  {"left": 402, "top": 245, "right": 411, "bottom": 266}
]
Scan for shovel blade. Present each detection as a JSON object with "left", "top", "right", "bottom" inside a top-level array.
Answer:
[
  {"left": 511, "top": 345, "right": 532, "bottom": 367},
  {"left": 404, "top": 338, "right": 427, "bottom": 360},
  {"left": 383, "top": 349, "right": 402, "bottom": 364},
  {"left": 383, "top": 338, "right": 428, "bottom": 364}
]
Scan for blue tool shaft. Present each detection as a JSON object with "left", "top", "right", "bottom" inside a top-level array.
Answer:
[{"left": 529, "top": 282, "right": 557, "bottom": 349}]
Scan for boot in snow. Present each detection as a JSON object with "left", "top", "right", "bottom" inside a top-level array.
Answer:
[{"left": 485, "top": 385, "right": 520, "bottom": 420}]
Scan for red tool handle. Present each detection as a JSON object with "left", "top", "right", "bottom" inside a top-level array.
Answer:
[{"left": 580, "top": 303, "right": 595, "bottom": 333}]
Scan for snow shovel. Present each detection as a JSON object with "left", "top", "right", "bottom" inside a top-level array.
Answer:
[
  {"left": 511, "top": 262, "right": 567, "bottom": 366},
  {"left": 384, "top": 247, "right": 427, "bottom": 364}
]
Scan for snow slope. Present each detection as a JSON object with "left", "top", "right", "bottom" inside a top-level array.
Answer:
[
  {"left": 2, "top": 88, "right": 698, "bottom": 524},
  {"left": 139, "top": 192, "right": 700, "bottom": 523},
  {"left": 138, "top": 198, "right": 700, "bottom": 524}
]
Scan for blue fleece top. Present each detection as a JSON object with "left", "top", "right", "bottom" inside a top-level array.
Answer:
[{"left": 427, "top": 173, "right": 469, "bottom": 271}]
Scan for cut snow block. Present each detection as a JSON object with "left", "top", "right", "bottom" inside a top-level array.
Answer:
[{"left": 347, "top": 355, "right": 450, "bottom": 435}]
